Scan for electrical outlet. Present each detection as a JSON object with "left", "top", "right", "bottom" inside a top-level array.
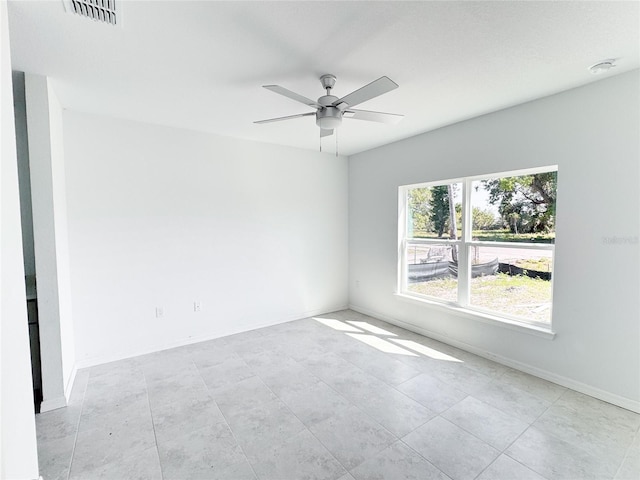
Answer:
[
  {"left": 155, "top": 307, "right": 164, "bottom": 318},
  {"left": 194, "top": 301, "right": 202, "bottom": 312}
]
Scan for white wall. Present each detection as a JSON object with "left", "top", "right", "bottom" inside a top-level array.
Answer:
[
  {"left": 349, "top": 70, "right": 640, "bottom": 410},
  {"left": 0, "top": 0, "right": 40, "bottom": 477},
  {"left": 25, "top": 74, "right": 76, "bottom": 411},
  {"left": 63, "top": 111, "right": 348, "bottom": 366},
  {"left": 47, "top": 80, "right": 76, "bottom": 398}
]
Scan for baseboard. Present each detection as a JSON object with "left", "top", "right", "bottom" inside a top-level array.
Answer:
[
  {"left": 40, "top": 395, "right": 67, "bottom": 413},
  {"left": 349, "top": 303, "right": 640, "bottom": 414},
  {"left": 64, "top": 364, "right": 78, "bottom": 403},
  {"left": 75, "top": 305, "right": 349, "bottom": 370}
]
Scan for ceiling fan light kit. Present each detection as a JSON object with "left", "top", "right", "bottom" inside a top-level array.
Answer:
[{"left": 255, "top": 74, "right": 403, "bottom": 153}]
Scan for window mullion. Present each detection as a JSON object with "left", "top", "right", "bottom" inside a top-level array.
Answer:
[
  {"left": 400, "top": 239, "right": 408, "bottom": 292},
  {"left": 457, "top": 180, "right": 472, "bottom": 306},
  {"left": 398, "top": 188, "right": 407, "bottom": 293}
]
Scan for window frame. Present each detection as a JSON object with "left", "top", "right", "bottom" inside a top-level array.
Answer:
[{"left": 398, "top": 166, "right": 557, "bottom": 331}]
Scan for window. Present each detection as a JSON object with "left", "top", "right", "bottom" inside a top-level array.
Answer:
[{"left": 399, "top": 167, "right": 557, "bottom": 328}]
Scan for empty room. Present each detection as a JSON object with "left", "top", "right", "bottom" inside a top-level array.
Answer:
[{"left": 1, "top": 1, "right": 639, "bottom": 479}]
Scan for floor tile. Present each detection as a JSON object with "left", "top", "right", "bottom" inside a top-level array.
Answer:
[
  {"left": 145, "top": 366, "right": 210, "bottom": 409},
  {"left": 555, "top": 389, "right": 640, "bottom": 432},
  {"left": 534, "top": 401, "right": 636, "bottom": 465},
  {"left": 88, "top": 358, "right": 142, "bottom": 379},
  {"left": 225, "top": 331, "right": 283, "bottom": 358},
  {"left": 34, "top": 310, "right": 640, "bottom": 480},
  {"left": 258, "top": 361, "right": 322, "bottom": 398},
  {"left": 452, "top": 352, "right": 510, "bottom": 380},
  {"left": 338, "top": 347, "right": 422, "bottom": 386},
  {"left": 189, "top": 343, "right": 242, "bottom": 370},
  {"left": 225, "top": 398, "right": 306, "bottom": 457},
  {"left": 506, "top": 426, "right": 619, "bottom": 479},
  {"left": 151, "top": 395, "right": 226, "bottom": 445},
  {"left": 497, "top": 368, "right": 566, "bottom": 403},
  {"left": 475, "top": 454, "right": 547, "bottom": 480},
  {"left": 137, "top": 351, "right": 197, "bottom": 384},
  {"left": 79, "top": 389, "right": 151, "bottom": 433},
  {"left": 213, "top": 375, "right": 278, "bottom": 417},
  {"left": 336, "top": 474, "right": 356, "bottom": 480},
  {"left": 237, "top": 346, "right": 293, "bottom": 375},
  {"left": 442, "top": 396, "right": 529, "bottom": 450},
  {"left": 397, "top": 373, "right": 468, "bottom": 414},
  {"left": 38, "top": 433, "right": 75, "bottom": 480},
  {"left": 197, "top": 355, "right": 255, "bottom": 392},
  {"left": 277, "top": 338, "right": 333, "bottom": 362},
  {"left": 248, "top": 429, "right": 345, "bottom": 480},
  {"left": 83, "top": 369, "right": 147, "bottom": 407},
  {"left": 427, "top": 362, "right": 494, "bottom": 395},
  {"left": 299, "top": 352, "right": 366, "bottom": 385},
  {"left": 224, "top": 327, "right": 269, "bottom": 344},
  {"left": 36, "top": 404, "right": 82, "bottom": 442},
  {"left": 71, "top": 415, "right": 156, "bottom": 473},
  {"left": 157, "top": 422, "right": 248, "bottom": 480},
  {"left": 309, "top": 405, "right": 396, "bottom": 470},
  {"left": 212, "top": 460, "right": 257, "bottom": 480},
  {"left": 350, "top": 440, "right": 450, "bottom": 480},
  {"left": 616, "top": 432, "right": 640, "bottom": 480},
  {"left": 402, "top": 416, "right": 499, "bottom": 480},
  {"left": 355, "top": 385, "right": 436, "bottom": 437},
  {"left": 472, "top": 380, "right": 551, "bottom": 423},
  {"left": 69, "top": 445, "right": 162, "bottom": 480},
  {"left": 277, "top": 380, "right": 353, "bottom": 428},
  {"left": 321, "top": 364, "right": 389, "bottom": 404}
]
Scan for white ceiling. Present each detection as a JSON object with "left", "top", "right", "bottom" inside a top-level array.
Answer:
[{"left": 8, "top": 1, "right": 640, "bottom": 156}]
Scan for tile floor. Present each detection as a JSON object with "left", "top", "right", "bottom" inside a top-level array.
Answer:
[{"left": 36, "top": 310, "right": 640, "bottom": 480}]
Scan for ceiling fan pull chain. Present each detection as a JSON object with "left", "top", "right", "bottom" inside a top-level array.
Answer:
[
  {"left": 335, "top": 128, "right": 338, "bottom": 157},
  {"left": 319, "top": 131, "right": 322, "bottom": 153}
]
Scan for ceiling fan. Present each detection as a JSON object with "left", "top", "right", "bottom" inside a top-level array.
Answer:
[{"left": 254, "top": 74, "right": 403, "bottom": 140}]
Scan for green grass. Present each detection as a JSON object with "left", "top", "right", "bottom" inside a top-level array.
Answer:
[
  {"left": 412, "top": 229, "right": 555, "bottom": 244},
  {"left": 514, "top": 258, "right": 552, "bottom": 272},
  {"left": 408, "top": 273, "right": 551, "bottom": 323},
  {"left": 408, "top": 277, "right": 458, "bottom": 302},
  {"left": 472, "top": 230, "right": 555, "bottom": 244}
]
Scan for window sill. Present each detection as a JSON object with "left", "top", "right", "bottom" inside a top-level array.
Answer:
[{"left": 393, "top": 293, "right": 556, "bottom": 340}]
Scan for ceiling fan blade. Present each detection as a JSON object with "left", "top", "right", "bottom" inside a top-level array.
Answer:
[
  {"left": 333, "top": 76, "right": 398, "bottom": 109},
  {"left": 254, "top": 112, "right": 315, "bottom": 124},
  {"left": 344, "top": 109, "right": 404, "bottom": 124},
  {"left": 263, "top": 85, "right": 322, "bottom": 109},
  {"left": 320, "top": 128, "right": 334, "bottom": 138}
]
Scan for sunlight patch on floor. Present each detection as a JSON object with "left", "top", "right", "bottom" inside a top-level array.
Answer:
[
  {"left": 313, "top": 317, "right": 363, "bottom": 333},
  {"left": 346, "top": 321, "right": 397, "bottom": 336},
  {"left": 391, "top": 339, "right": 463, "bottom": 362},
  {"left": 346, "top": 333, "right": 418, "bottom": 356}
]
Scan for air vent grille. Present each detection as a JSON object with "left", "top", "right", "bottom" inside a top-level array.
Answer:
[{"left": 63, "top": 0, "right": 118, "bottom": 26}]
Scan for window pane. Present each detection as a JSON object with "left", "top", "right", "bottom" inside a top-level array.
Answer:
[
  {"left": 408, "top": 183, "right": 462, "bottom": 239},
  {"left": 406, "top": 243, "right": 458, "bottom": 302},
  {"left": 469, "top": 246, "right": 553, "bottom": 324},
  {"left": 471, "top": 171, "right": 556, "bottom": 244}
]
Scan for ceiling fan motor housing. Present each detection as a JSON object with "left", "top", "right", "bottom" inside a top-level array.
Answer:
[{"left": 316, "top": 94, "right": 342, "bottom": 129}]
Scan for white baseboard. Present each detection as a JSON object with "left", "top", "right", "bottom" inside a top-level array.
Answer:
[
  {"left": 40, "top": 395, "right": 67, "bottom": 413},
  {"left": 64, "top": 364, "right": 78, "bottom": 402},
  {"left": 349, "top": 303, "right": 640, "bottom": 414},
  {"left": 74, "top": 305, "right": 349, "bottom": 370}
]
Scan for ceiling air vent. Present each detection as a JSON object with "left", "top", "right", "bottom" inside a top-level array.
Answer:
[{"left": 62, "top": 0, "right": 119, "bottom": 26}]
